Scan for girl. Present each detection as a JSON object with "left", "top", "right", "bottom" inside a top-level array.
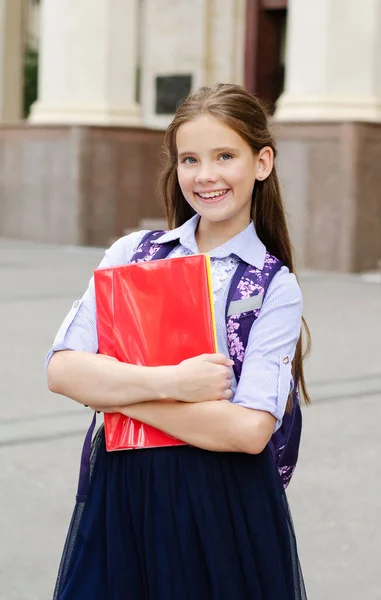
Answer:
[{"left": 47, "top": 83, "right": 309, "bottom": 599}]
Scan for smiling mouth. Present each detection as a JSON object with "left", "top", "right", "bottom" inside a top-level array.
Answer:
[{"left": 195, "top": 189, "right": 230, "bottom": 202}]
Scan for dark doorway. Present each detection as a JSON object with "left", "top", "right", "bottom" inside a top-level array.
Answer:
[{"left": 245, "top": 0, "right": 287, "bottom": 114}]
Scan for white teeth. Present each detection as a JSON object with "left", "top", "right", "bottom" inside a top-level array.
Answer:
[{"left": 197, "top": 190, "right": 228, "bottom": 199}]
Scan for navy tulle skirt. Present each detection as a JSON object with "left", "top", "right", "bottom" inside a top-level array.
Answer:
[{"left": 54, "top": 428, "right": 307, "bottom": 600}]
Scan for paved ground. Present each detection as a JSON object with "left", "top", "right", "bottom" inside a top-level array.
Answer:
[{"left": 0, "top": 237, "right": 380, "bottom": 600}]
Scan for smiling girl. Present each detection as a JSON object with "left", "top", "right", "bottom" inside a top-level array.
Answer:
[{"left": 48, "top": 83, "right": 309, "bottom": 599}]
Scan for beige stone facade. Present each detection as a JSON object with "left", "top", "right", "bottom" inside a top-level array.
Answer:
[
  {"left": 273, "top": 0, "right": 381, "bottom": 272},
  {"left": 141, "top": 0, "right": 245, "bottom": 128},
  {"left": 0, "top": 0, "right": 380, "bottom": 272}
]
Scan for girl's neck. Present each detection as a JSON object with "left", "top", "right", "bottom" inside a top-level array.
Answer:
[{"left": 195, "top": 215, "right": 251, "bottom": 253}]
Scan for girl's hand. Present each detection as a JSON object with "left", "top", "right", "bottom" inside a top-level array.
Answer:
[{"left": 173, "top": 353, "right": 234, "bottom": 403}]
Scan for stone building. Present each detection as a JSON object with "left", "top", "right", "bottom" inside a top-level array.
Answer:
[{"left": 0, "top": 0, "right": 380, "bottom": 272}]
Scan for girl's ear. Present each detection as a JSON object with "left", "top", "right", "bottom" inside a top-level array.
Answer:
[{"left": 256, "top": 147, "right": 274, "bottom": 181}]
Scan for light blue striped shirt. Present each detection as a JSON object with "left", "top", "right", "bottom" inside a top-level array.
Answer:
[{"left": 46, "top": 215, "right": 303, "bottom": 431}]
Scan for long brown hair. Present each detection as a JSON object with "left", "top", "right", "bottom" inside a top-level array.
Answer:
[{"left": 158, "top": 83, "right": 311, "bottom": 408}]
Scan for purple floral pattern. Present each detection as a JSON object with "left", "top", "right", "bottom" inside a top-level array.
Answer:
[
  {"left": 226, "top": 318, "right": 245, "bottom": 362},
  {"left": 131, "top": 231, "right": 166, "bottom": 263},
  {"left": 278, "top": 465, "right": 295, "bottom": 488},
  {"left": 226, "top": 252, "right": 280, "bottom": 368}
]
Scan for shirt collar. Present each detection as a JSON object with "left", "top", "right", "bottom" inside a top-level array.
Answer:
[{"left": 154, "top": 214, "right": 266, "bottom": 269}]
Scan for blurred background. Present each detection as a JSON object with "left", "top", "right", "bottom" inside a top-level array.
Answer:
[{"left": 0, "top": 1, "right": 380, "bottom": 599}]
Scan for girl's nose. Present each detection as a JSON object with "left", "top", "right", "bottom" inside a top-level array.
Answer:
[{"left": 195, "top": 165, "right": 218, "bottom": 184}]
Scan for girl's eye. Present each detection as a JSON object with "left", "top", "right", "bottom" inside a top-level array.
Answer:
[
  {"left": 219, "top": 153, "right": 233, "bottom": 161},
  {"left": 182, "top": 157, "right": 197, "bottom": 164}
]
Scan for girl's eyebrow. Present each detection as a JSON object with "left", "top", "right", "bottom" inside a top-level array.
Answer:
[{"left": 178, "top": 147, "right": 239, "bottom": 159}]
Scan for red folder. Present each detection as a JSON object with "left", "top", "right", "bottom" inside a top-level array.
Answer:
[{"left": 94, "top": 254, "right": 217, "bottom": 451}]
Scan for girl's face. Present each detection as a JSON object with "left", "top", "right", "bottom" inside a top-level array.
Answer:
[{"left": 176, "top": 114, "right": 271, "bottom": 231}]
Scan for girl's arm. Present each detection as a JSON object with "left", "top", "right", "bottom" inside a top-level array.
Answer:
[
  {"left": 48, "top": 350, "right": 233, "bottom": 409},
  {"left": 48, "top": 350, "right": 175, "bottom": 407},
  {"left": 113, "top": 401, "right": 276, "bottom": 454}
]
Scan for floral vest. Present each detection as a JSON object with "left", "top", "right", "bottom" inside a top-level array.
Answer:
[{"left": 131, "top": 231, "right": 302, "bottom": 488}]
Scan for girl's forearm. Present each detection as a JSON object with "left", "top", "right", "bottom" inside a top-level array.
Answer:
[
  {"left": 119, "top": 400, "right": 275, "bottom": 454},
  {"left": 47, "top": 350, "right": 176, "bottom": 409}
]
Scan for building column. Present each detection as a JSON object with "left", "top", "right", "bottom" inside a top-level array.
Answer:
[
  {"left": 275, "top": 0, "right": 381, "bottom": 122},
  {"left": 29, "top": 0, "right": 141, "bottom": 125},
  {"left": 0, "top": 0, "right": 23, "bottom": 122}
]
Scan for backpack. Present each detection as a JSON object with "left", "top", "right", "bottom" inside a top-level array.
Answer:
[
  {"left": 132, "top": 231, "right": 302, "bottom": 488},
  {"left": 77, "top": 230, "right": 302, "bottom": 502}
]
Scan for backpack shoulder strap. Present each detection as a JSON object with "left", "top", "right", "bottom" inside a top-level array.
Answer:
[
  {"left": 225, "top": 252, "right": 302, "bottom": 489},
  {"left": 225, "top": 251, "right": 283, "bottom": 381},
  {"left": 130, "top": 230, "right": 177, "bottom": 263}
]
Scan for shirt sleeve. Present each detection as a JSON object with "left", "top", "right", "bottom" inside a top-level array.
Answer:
[
  {"left": 45, "top": 230, "right": 149, "bottom": 371},
  {"left": 232, "top": 266, "right": 303, "bottom": 432}
]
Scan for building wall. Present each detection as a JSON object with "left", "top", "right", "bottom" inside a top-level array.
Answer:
[
  {"left": 0, "top": 125, "right": 165, "bottom": 246},
  {"left": 1, "top": 0, "right": 380, "bottom": 272},
  {"left": 1, "top": 120, "right": 380, "bottom": 272},
  {"left": 141, "top": 0, "right": 245, "bottom": 128},
  {"left": 276, "top": 122, "right": 381, "bottom": 272}
]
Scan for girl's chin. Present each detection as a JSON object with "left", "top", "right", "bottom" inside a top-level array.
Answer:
[{"left": 195, "top": 209, "right": 237, "bottom": 224}]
